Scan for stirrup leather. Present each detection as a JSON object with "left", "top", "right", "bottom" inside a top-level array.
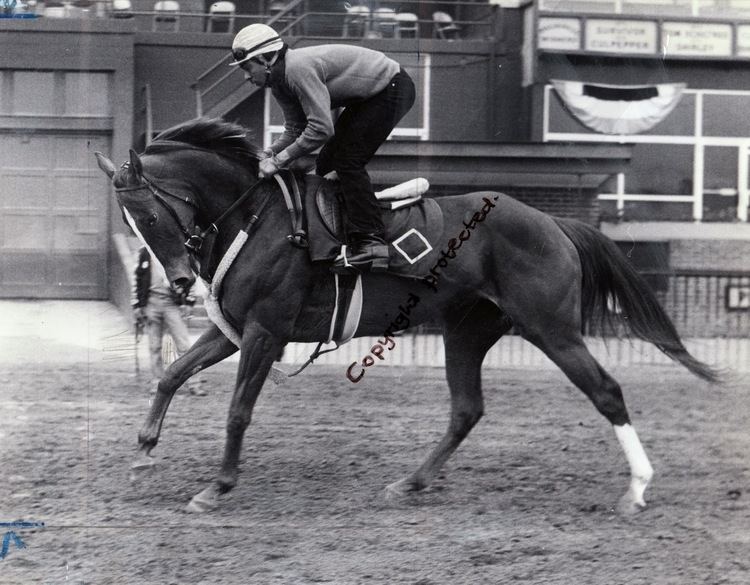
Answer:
[{"left": 274, "top": 172, "right": 308, "bottom": 248}]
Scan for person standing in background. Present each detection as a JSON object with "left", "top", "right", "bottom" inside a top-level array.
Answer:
[{"left": 133, "top": 246, "right": 206, "bottom": 396}]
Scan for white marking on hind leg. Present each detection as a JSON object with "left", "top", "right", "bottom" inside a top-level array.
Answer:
[{"left": 614, "top": 423, "right": 654, "bottom": 512}]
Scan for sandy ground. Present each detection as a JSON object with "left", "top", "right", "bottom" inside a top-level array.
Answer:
[{"left": 0, "top": 301, "right": 749, "bottom": 584}]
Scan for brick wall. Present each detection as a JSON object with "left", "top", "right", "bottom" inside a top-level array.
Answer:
[
  {"left": 504, "top": 187, "right": 600, "bottom": 225},
  {"left": 670, "top": 239, "right": 750, "bottom": 271}
]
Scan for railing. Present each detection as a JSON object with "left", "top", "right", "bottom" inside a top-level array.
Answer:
[
  {"left": 191, "top": 0, "right": 499, "bottom": 118},
  {"left": 576, "top": 269, "right": 750, "bottom": 337},
  {"left": 404, "top": 269, "right": 750, "bottom": 338},
  {"left": 276, "top": 269, "right": 750, "bottom": 372},
  {"left": 538, "top": 0, "right": 750, "bottom": 18},
  {"left": 190, "top": 0, "right": 307, "bottom": 118},
  {"left": 649, "top": 269, "right": 750, "bottom": 337}
]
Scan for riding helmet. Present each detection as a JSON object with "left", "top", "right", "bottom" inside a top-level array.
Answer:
[{"left": 229, "top": 24, "right": 284, "bottom": 66}]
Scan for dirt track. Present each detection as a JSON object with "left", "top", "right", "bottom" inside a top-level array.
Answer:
[{"left": 1, "top": 362, "right": 748, "bottom": 584}]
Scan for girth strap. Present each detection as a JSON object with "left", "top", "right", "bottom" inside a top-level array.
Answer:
[{"left": 285, "top": 273, "right": 363, "bottom": 378}]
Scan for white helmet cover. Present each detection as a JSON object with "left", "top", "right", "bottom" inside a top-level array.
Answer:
[{"left": 230, "top": 24, "right": 284, "bottom": 66}]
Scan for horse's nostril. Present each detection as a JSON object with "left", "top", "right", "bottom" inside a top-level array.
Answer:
[{"left": 172, "top": 277, "right": 195, "bottom": 294}]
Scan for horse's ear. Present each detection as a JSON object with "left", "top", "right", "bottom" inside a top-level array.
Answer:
[
  {"left": 129, "top": 149, "right": 144, "bottom": 180},
  {"left": 94, "top": 152, "right": 116, "bottom": 179}
]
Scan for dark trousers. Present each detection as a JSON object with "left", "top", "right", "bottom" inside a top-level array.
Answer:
[{"left": 316, "top": 68, "right": 416, "bottom": 238}]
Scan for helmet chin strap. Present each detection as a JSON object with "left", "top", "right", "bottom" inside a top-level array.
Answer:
[{"left": 261, "top": 51, "right": 281, "bottom": 87}]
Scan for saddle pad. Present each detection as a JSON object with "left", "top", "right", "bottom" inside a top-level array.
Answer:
[
  {"left": 305, "top": 177, "right": 445, "bottom": 279},
  {"left": 383, "top": 198, "right": 444, "bottom": 276}
]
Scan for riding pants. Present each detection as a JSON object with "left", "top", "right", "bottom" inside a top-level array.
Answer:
[{"left": 316, "top": 68, "right": 416, "bottom": 238}]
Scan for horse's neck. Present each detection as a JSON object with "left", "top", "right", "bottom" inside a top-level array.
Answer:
[
  {"left": 189, "top": 155, "right": 254, "bottom": 222},
  {"left": 207, "top": 179, "right": 285, "bottom": 250}
]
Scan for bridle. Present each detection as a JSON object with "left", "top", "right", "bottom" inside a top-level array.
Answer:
[
  {"left": 115, "top": 171, "right": 198, "bottom": 244},
  {"left": 114, "top": 162, "right": 268, "bottom": 255}
]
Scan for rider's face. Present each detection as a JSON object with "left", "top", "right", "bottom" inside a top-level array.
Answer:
[{"left": 239, "top": 59, "right": 268, "bottom": 87}]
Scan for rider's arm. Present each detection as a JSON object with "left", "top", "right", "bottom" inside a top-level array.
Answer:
[
  {"left": 270, "top": 64, "right": 334, "bottom": 165},
  {"left": 268, "top": 88, "right": 308, "bottom": 158}
]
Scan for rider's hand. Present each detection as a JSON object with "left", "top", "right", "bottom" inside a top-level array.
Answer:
[
  {"left": 258, "top": 151, "right": 290, "bottom": 179},
  {"left": 259, "top": 149, "right": 274, "bottom": 160},
  {"left": 258, "top": 156, "right": 281, "bottom": 179}
]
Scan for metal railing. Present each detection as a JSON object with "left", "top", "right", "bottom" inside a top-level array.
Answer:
[
  {"left": 580, "top": 269, "right": 750, "bottom": 338},
  {"left": 191, "top": 0, "right": 499, "bottom": 118},
  {"left": 281, "top": 268, "right": 750, "bottom": 373},
  {"left": 538, "top": 0, "right": 750, "bottom": 19},
  {"left": 190, "top": 0, "right": 307, "bottom": 118},
  {"left": 651, "top": 269, "right": 750, "bottom": 337},
  {"left": 411, "top": 269, "right": 750, "bottom": 339}
]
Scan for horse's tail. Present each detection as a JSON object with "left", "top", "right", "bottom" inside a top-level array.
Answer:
[{"left": 553, "top": 217, "right": 721, "bottom": 383}]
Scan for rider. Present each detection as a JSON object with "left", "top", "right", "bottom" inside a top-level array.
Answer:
[{"left": 229, "top": 24, "right": 416, "bottom": 272}]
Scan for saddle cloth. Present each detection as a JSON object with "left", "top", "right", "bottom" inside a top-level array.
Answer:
[{"left": 301, "top": 175, "right": 445, "bottom": 278}]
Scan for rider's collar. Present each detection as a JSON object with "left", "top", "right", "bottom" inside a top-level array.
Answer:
[
  {"left": 265, "top": 46, "right": 287, "bottom": 88},
  {"left": 265, "top": 46, "right": 286, "bottom": 87}
]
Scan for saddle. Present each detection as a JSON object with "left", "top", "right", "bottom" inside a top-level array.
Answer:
[
  {"left": 274, "top": 171, "right": 445, "bottom": 279},
  {"left": 204, "top": 172, "right": 446, "bottom": 377}
]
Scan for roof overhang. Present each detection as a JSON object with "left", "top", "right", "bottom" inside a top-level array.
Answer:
[{"left": 366, "top": 142, "right": 633, "bottom": 191}]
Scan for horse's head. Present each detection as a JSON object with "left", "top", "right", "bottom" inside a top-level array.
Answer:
[{"left": 96, "top": 149, "right": 197, "bottom": 296}]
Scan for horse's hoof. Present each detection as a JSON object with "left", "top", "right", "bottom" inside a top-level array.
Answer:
[
  {"left": 129, "top": 457, "right": 157, "bottom": 482},
  {"left": 616, "top": 494, "right": 647, "bottom": 516},
  {"left": 185, "top": 487, "right": 218, "bottom": 513},
  {"left": 384, "top": 478, "right": 421, "bottom": 501}
]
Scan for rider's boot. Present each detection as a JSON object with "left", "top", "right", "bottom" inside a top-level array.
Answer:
[{"left": 332, "top": 233, "right": 389, "bottom": 274}]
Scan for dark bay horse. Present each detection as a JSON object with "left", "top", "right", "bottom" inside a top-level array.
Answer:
[{"left": 95, "top": 118, "right": 718, "bottom": 514}]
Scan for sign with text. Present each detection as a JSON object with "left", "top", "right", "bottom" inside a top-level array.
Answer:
[
  {"left": 735, "top": 24, "right": 750, "bottom": 58},
  {"left": 585, "top": 20, "right": 657, "bottom": 55},
  {"left": 538, "top": 17, "right": 581, "bottom": 51},
  {"left": 662, "top": 22, "right": 732, "bottom": 57}
]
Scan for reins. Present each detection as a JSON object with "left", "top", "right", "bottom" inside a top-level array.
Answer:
[{"left": 184, "top": 178, "right": 265, "bottom": 254}]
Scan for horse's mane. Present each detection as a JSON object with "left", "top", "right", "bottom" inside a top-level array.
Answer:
[{"left": 145, "top": 118, "right": 260, "bottom": 161}]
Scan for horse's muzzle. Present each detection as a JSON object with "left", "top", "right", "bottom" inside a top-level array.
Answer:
[{"left": 172, "top": 276, "right": 196, "bottom": 298}]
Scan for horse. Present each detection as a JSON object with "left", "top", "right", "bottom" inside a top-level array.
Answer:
[{"left": 95, "top": 118, "right": 719, "bottom": 514}]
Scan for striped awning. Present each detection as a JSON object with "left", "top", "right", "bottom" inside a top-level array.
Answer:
[{"left": 551, "top": 80, "right": 686, "bottom": 135}]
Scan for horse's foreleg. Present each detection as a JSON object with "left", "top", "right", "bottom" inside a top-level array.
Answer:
[
  {"left": 386, "top": 301, "right": 510, "bottom": 498},
  {"left": 131, "top": 325, "right": 237, "bottom": 479},
  {"left": 186, "top": 323, "right": 283, "bottom": 513}
]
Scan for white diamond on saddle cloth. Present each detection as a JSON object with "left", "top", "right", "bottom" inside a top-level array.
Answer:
[{"left": 382, "top": 199, "right": 444, "bottom": 275}]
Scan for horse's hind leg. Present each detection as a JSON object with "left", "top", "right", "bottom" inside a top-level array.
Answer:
[
  {"left": 386, "top": 300, "right": 511, "bottom": 498},
  {"left": 528, "top": 330, "right": 653, "bottom": 514}
]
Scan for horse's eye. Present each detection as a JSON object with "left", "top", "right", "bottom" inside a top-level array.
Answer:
[{"left": 146, "top": 213, "right": 158, "bottom": 227}]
